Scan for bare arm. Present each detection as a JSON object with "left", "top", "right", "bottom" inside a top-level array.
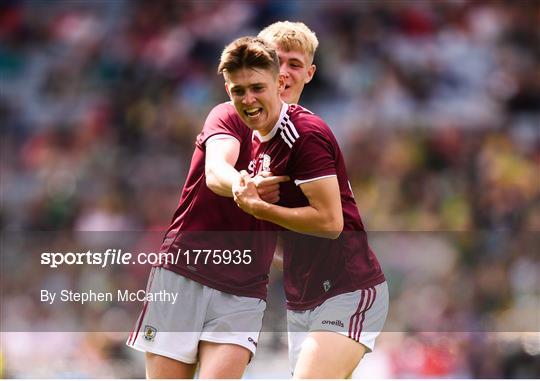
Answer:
[
  {"left": 205, "top": 138, "right": 241, "bottom": 197},
  {"left": 233, "top": 173, "right": 344, "bottom": 239}
]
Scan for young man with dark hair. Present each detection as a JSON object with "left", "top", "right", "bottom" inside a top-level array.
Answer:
[{"left": 126, "top": 37, "right": 288, "bottom": 379}]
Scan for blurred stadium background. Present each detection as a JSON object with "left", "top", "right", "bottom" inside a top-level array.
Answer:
[{"left": 1, "top": 0, "right": 539, "bottom": 378}]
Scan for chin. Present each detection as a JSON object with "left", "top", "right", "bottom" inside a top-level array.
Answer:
[
  {"left": 283, "top": 91, "right": 298, "bottom": 104},
  {"left": 282, "top": 91, "right": 292, "bottom": 102},
  {"left": 243, "top": 120, "right": 256, "bottom": 130}
]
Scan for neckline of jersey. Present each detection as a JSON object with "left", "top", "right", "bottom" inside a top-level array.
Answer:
[{"left": 252, "top": 102, "right": 289, "bottom": 142}]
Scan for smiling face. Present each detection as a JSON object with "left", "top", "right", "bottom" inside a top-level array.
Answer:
[
  {"left": 224, "top": 67, "right": 285, "bottom": 136},
  {"left": 277, "top": 47, "right": 316, "bottom": 104},
  {"left": 257, "top": 21, "right": 319, "bottom": 104}
]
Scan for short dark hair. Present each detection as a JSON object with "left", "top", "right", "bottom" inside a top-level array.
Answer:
[{"left": 218, "top": 36, "right": 279, "bottom": 75}]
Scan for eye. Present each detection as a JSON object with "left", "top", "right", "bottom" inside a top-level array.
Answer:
[
  {"left": 252, "top": 86, "right": 264, "bottom": 92},
  {"left": 231, "top": 89, "right": 244, "bottom": 96}
]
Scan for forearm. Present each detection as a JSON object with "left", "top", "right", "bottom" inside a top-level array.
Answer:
[
  {"left": 206, "top": 163, "right": 240, "bottom": 197},
  {"left": 205, "top": 138, "right": 241, "bottom": 197},
  {"left": 251, "top": 201, "right": 342, "bottom": 239}
]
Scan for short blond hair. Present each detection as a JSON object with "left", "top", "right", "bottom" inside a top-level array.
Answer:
[{"left": 258, "top": 21, "right": 319, "bottom": 64}]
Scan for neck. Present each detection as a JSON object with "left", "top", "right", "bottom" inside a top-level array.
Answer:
[
  {"left": 259, "top": 116, "right": 278, "bottom": 136},
  {"left": 259, "top": 104, "right": 282, "bottom": 136}
]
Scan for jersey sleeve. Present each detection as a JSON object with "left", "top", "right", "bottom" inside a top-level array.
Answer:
[
  {"left": 205, "top": 134, "right": 238, "bottom": 146},
  {"left": 196, "top": 103, "right": 245, "bottom": 149},
  {"left": 288, "top": 130, "right": 337, "bottom": 186}
]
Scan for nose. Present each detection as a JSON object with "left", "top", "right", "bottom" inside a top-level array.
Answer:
[
  {"left": 280, "top": 64, "right": 289, "bottom": 79},
  {"left": 242, "top": 90, "right": 256, "bottom": 105}
]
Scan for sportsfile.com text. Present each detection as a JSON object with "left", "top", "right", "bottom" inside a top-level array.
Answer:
[{"left": 40, "top": 249, "right": 253, "bottom": 268}]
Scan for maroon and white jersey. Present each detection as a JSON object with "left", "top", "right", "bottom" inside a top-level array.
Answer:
[
  {"left": 250, "top": 103, "right": 385, "bottom": 310},
  {"left": 160, "top": 102, "right": 276, "bottom": 300}
]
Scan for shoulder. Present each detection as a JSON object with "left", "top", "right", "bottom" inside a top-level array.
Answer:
[
  {"left": 204, "top": 101, "right": 249, "bottom": 134},
  {"left": 287, "top": 104, "right": 334, "bottom": 140},
  {"left": 198, "top": 102, "right": 249, "bottom": 147},
  {"left": 207, "top": 102, "right": 240, "bottom": 122}
]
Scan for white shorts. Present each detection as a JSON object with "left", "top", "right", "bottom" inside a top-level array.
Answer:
[
  {"left": 287, "top": 282, "right": 389, "bottom": 372},
  {"left": 126, "top": 267, "right": 266, "bottom": 364}
]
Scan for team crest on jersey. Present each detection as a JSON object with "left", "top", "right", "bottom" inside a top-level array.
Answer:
[
  {"left": 144, "top": 325, "right": 157, "bottom": 341},
  {"left": 247, "top": 160, "right": 256, "bottom": 176},
  {"left": 323, "top": 280, "right": 332, "bottom": 292},
  {"left": 262, "top": 154, "right": 271, "bottom": 172}
]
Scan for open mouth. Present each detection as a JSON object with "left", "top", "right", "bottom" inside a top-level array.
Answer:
[{"left": 244, "top": 108, "right": 262, "bottom": 118}]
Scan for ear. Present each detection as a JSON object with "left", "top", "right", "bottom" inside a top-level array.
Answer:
[
  {"left": 304, "top": 64, "right": 316, "bottom": 84},
  {"left": 278, "top": 73, "right": 286, "bottom": 94}
]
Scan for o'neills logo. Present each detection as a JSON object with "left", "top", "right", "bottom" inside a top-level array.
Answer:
[{"left": 321, "top": 319, "right": 344, "bottom": 328}]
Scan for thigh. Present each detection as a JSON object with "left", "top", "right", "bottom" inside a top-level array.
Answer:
[
  {"left": 198, "top": 341, "right": 251, "bottom": 379},
  {"left": 293, "top": 331, "right": 366, "bottom": 379},
  {"left": 146, "top": 352, "right": 197, "bottom": 379},
  {"left": 293, "top": 282, "right": 389, "bottom": 378},
  {"left": 201, "top": 291, "right": 266, "bottom": 356},
  {"left": 198, "top": 290, "right": 266, "bottom": 378}
]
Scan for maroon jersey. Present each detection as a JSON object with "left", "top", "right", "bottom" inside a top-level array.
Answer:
[
  {"left": 250, "top": 103, "right": 385, "bottom": 310},
  {"left": 160, "top": 102, "right": 276, "bottom": 299}
]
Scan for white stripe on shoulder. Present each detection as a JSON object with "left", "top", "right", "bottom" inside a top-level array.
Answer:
[
  {"left": 280, "top": 123, "right": 296, "bottom": 145},
  {"left": 205, "top": 134, "right": 239, "bottom": 146},
  {"left": 279, "top": 130, "right": 293, "bottom": 148},
  {"left": 284, "top": 119, "right": 300, "bottom": 139},
  {"left": 294, "top": 174, "right": 337, "bottom": 186}
]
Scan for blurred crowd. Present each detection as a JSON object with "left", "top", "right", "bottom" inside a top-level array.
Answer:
[{"left": 1, "top": 0, "right": 539, "bottom": 378}]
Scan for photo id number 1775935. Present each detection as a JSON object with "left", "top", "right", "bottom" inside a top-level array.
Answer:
[{"left": 183, "top": 249, "right": 252, "bottom": 265}]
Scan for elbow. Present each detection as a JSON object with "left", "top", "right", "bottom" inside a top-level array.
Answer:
[
  {"left": 205, "top": 172, "right": 218, "bottom": 192},
  {"left": 322, "top": 216, "right": 343, "bottom": 240},
  {"left": 326, "top": 226, "right": 343, "bottom": 240}
]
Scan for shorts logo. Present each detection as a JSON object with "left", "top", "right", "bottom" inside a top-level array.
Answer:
[
  {"left": 144, "top": 325, "right": 157, "bottom": 341},
  {"left": 323, "top": 280, "right": 332, "bottom": 292},
  {"left": 248, "top": 337, "right": 258, "bottom": 348},
  {"left": 321, "top": 319, "right": 344, "bottom": 328}
]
